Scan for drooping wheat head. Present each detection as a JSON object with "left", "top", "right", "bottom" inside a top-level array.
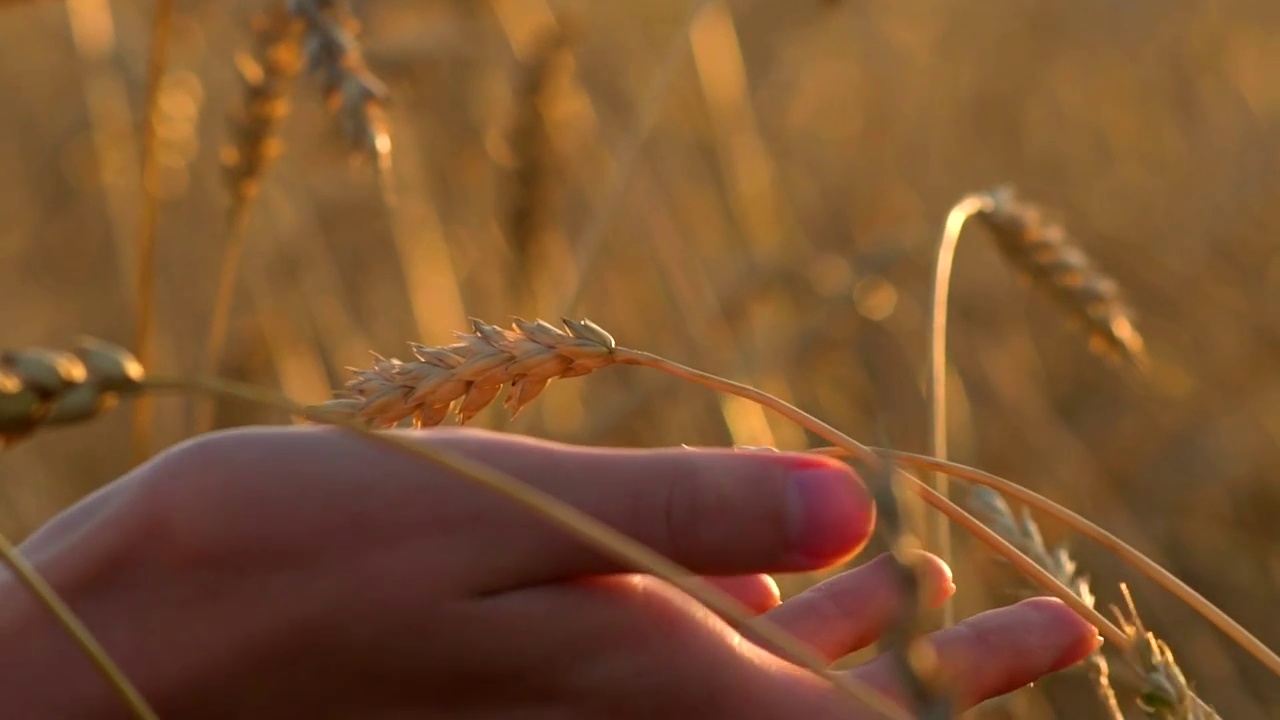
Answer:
[
  {"left": 288, "top": 0, "right": 389, "bottom": 157},
  {"left": 309, "top": 318, "right": 617, "bottom": 428},
  {"left": 222, "top": 4, "right": 303, "bottom": 209},
  {"left": 973, "top": 186, "right": 1148, "bottom": 369},
  {"left": 1, "top": 339, "right": 144, "bottom": 447}
]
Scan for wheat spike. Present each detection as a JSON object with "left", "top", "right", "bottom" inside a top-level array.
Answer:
[
  {"left": 974, "top": 186, "right": 1148, "bottom": 369},
  {"left": 1, "top": 339, "right": 144, "bottom": 447},
  {"left": 222, "top": 5, "right": 303, "bottom": 207},
  {"left": 1112, "top": 584, "right": 1220, "bottom": 719},
  {"left": 287, "top": 0, "right": 389, "bottom": 155},
  {"left": 308, "top": 318, "right": 616, "bottom": 428},
  {"left": 972, "top": 487, "right": 1218, "bottom": 717}
]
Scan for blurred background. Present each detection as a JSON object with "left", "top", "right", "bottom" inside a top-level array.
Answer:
[{"left": 0, "top": 0, "right": 1278, "bottom": 716}]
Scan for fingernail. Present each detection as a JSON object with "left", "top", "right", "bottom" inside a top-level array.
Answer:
[{"left": 786, "top": 459, "right": 871, "bottom": 565}]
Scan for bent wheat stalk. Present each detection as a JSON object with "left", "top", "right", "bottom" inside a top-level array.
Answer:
[
  {"left": 809, "top": 444, "right": 1276, "bottom": 690},
  {"left": 307, "top": 317, "right": 1128, "bottom": 646}
]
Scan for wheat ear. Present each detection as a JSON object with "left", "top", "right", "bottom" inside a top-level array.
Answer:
[
  {"left": 306, "top": 317, "right": 1130, "bottom": 646},
  {"left": 129, "top": 0, "right": 176, "bottom": 464},
  {"left": 1, "top": 339, "right": 145, "bottom": 448},
  {"left": 288, "top": 0, "right": 389, "bottom": 156},
  {"left": 194, "top": 3, "right": 304, "bottom": 435},
  {"left": 1112, "top": 584, "right": 1220, "bottom": 718},
  {"left": 971, "top": 489, "right": 1123, "bottom": 717},
  {"left": 973, "top": 186, "right": 1148, "bottom": 369}
]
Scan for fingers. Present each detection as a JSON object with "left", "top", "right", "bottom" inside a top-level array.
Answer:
[
  {"left": 411, "top": 430, "right": 873, "bottom": 589},
  {"left": 707, "top": 574, "right": 782, "bottom": 613},
  {"left": 849, "top": 597, "right": 1100, "bottom": 710},
  {"left": 166, "top": 426, "right": 873, "bottom": 592},
  {"left": 760, "top": 552, "right": 954, "bottom": 661}
]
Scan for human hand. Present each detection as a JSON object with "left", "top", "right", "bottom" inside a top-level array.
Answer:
[{"left": 3, "top": 426, "right": 1098, "bottom": 718}]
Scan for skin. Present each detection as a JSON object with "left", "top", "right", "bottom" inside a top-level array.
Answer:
[{"left": 0, "top": 426, "right": 1099, "bottom": 718}]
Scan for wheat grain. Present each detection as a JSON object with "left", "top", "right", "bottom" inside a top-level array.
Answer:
[
  {"left": 973, "top": 186, "right": 1148, "bottom": 369},
  {"left": 1, "top": 339, "right": 144, "bottom": 447},
  {"left": 288, "top": 0, "right": 389, "bottom": 156}
]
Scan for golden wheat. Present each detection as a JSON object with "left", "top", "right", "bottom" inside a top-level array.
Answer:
[
  {"left": 289, "top": 0, "right": 389, "bottom": 156},
  {"left": 973, "top": 186, "right": 1148, "bottom": 369},
  {"left": 1, "top": 339, "right": 143, "bottom": 447},
  {"left": 223, "top": 5, "right": 303, "bottom": 207},
  {"left": 311, "top": 318, "right": 617, "bottom": 428}
]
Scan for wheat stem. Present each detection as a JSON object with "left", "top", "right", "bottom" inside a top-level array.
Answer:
[
  {"left": 927, "top": 193, "right": 993, "bottom": 628},
  {"left": 129, "top": 0, "right": 175, "bottom": 465},
  {"left": 808, "top": 445, "right": 1280, "bottom": 681},
  {"left": 613, "top": 348, "right": 1127, "bottom": 646}
]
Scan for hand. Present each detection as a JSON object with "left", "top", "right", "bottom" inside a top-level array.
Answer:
[{"left": 2, "top": 426, "right": 1098, "bottom": 719}]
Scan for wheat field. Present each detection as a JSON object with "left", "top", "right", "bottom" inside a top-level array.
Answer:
[{"left": 1, "top": 0, "right": 1280, "bottom": 716}]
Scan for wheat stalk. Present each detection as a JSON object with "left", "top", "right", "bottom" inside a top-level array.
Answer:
[
  {"left": 194, "top": 3, "right": 304, "bottom": 435},
  {"left": 288, "top": 0, "right": 389, "bottom": 156},
  {"left": 507, "top": 25, "right": 574, "bottom": 272},
  {"left": 306, "top": 317, "right": 1133, "bottom": 645},
  {"left": 867, "top": 452, "right": 952, "bottom": 717},
  {"left": 129, "top": 0, "right": 176, "bottom": 464}
]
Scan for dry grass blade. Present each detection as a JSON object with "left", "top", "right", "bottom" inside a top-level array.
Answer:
[
  {"left": 195, "top": 4, "right": 304, "bottom": 436},
  {"left": 973, "top": 186, "right": 1148, "bottom": 369},
  {"left": 1112, "top": 584, "right": 1221, "bottom": 719},
  {"left": 1, "top": 339, "right": 144, "bottom": 448},
  {"left": 288, "top": 0, "right": 389, "bottom": 156}
]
